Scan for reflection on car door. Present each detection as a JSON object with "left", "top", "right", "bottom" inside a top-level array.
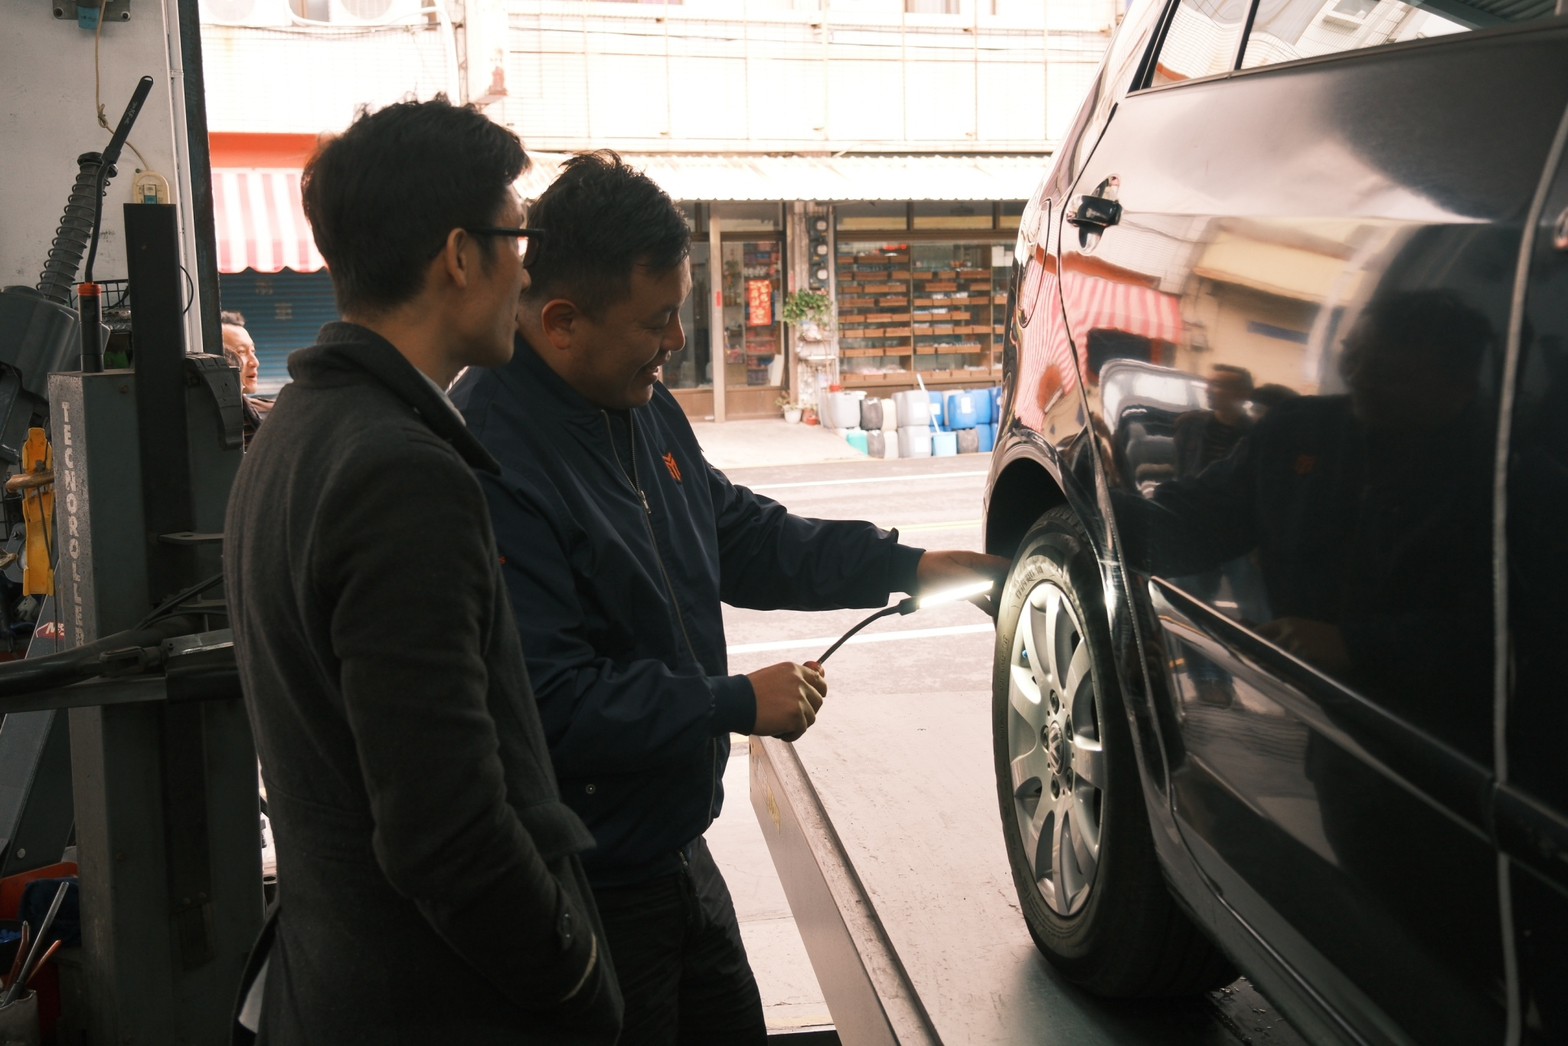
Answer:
[{"left": 1060, "top": 4, "right": 1568, "bottom": 1041}]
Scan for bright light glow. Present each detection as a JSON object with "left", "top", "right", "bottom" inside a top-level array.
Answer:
[{"left": 916, "top": 579, "right": 994, "bottom": 610}]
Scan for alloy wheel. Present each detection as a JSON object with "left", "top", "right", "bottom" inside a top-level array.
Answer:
[{"left": 1005, "top": 578, "right": 1106, "bottom": 916}]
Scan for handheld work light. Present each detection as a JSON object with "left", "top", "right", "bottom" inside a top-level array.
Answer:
[{"left": 815, "top": 579, "right": 995, "bottom": 664}]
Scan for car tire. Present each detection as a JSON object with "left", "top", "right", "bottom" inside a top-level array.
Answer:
[{"left": 993, "top": 506, "right": 1235, "bottom": 997}]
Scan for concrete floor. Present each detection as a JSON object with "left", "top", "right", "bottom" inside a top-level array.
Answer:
[{"left": 695, "top": 414, "right": 946, "bottom": 1039}]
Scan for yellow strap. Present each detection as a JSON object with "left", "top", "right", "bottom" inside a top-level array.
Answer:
[{"left": 21, "top": 427, "right": 53, "bottom": 597}]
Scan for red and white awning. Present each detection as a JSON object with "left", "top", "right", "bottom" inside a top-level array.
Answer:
[
  {"left": 1061, "top": 274, "right": 1183, "bottom": 344},
  {"left": 212, "top": 169, "right": 325, "bottom": 274}
]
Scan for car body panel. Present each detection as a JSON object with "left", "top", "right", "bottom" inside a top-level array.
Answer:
[{"left": 986, "top": 3, "right": 1568, "bottom": 1042}]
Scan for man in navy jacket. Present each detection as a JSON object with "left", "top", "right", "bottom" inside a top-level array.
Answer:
[{"left": 451, "top": 151, "right": 1005, "bottom": 1044}]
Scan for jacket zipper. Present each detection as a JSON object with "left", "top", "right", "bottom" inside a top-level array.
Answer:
[{"left": 601, "top": 412, "right": 723, "bottom": 818}]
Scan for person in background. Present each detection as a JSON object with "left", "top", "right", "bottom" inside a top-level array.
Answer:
[
  {"left": 1173, "top": 363, "right": 1253, "bottom": 480},
  {"left": 452, "top": 150, "right": 1006, "bottom": 1045},
  {"left": 223, "top": 99, "right": 621, "bottom": 1045},
  {"left": 220, "top": 310, "right": 272, "bottom": 447}
]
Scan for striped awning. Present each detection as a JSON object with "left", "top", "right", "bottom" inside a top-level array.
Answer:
[
  {"left": 212, "top": 169, "right": 325, "bottom": 274},
  {"left": 1062, "top": 273, "right": 1183, "bottom": 344}
]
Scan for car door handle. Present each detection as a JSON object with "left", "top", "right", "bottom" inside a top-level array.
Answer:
[{"left": 1067, "top": 194, "right": 1122, "bottom": 230}]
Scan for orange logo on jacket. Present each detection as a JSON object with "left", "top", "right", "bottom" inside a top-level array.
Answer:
[{"left": 662, "top": 452, "right": 682, "bottom": 483}]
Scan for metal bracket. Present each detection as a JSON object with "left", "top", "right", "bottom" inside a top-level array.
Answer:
[{"left": 53, "top": 0, "right": 131, "bottom": 26}]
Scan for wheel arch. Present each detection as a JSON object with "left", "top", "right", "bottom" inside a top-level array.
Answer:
[{"left": 984, "top": 454, "right": 1068, "bottom": 563}]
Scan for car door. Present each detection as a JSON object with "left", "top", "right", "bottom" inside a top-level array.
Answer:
[
  {"left": 1058, "top": 2, "right": 1568, "bottom": 1041},
  {"left": 1501, "top": 109, "right": 1568, "bottom": 1046}
]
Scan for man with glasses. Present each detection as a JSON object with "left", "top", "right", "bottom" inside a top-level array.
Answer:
[
  {"left": 223, "top": 99, "right": 619, "bottom": 1044},
  {"left": 452, "top": 151, "right": 1004, "bottom": 1044}
]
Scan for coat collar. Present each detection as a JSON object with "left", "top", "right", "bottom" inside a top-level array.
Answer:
[
  {"left": 288, "top": 322, "right": 501, "bottom": 474},
  {"left": 495, "top": 333, "right": 609, "bottom": 426}
]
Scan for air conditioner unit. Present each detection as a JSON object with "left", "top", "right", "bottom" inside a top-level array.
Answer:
[
  {"left": 327, "top": 0, "right": 426, "bottom": 25},
  {"left": 201, "top": 0, "right": 296, "bottom": 28}
]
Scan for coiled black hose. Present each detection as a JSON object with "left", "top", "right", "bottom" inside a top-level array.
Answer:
[{"left": 36, "top": 152, "right": 111, "bottom": 306}]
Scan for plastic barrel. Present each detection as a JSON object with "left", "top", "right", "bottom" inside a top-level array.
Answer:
[
  {"left": 990, "top": 386, "right": 1004, "bottom": 424},
  {"left": 931, "top": 430, "right": 958, "bottom": 457},
  {"left": 946, "top": 392, "right": 980, "bottom": 430},
  {"left": 894, "top": 390, "right": 929, "bottom": 428},
  {"left": 866, "top": 429, "right": 886, "bottom": 458},
  {"left": 976, "top": 422, "right": 995, "bottom": 452},
  {"left": 859, "top": 398, "right": 883, "bottom": 431},
  {"left": 956, "top": 428, "right": 980, "bottom": 454},
  {"left": 845, "top": 428, "right": 869, "bottom": 455},
  {"left": 879, "top": 397, "right": 899, "bottom": 432},
  {"left": 898, "top": 426, "right": 932, "bottom": 458},
  {"left": 826, "top": 391, "right": 862, "bottom": 430}
]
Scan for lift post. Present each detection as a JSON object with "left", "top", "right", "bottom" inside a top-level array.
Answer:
[{"left": 21, "top": 202, "right": 260, "bottom": 1044}]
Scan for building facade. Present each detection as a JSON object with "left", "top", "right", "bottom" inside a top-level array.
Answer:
[{"left": 199, "top": 0, "right": 1118, "bottom": 415}]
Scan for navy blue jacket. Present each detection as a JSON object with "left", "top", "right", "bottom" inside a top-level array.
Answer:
[{"left": 451, "top": 340, "right": 923, "bottom": 885}]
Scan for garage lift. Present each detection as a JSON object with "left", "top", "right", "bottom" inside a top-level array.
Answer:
[{"left": 0, "top": 54, "right": 259, "bottom": 1040}]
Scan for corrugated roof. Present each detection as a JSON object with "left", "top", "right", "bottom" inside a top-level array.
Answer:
[{"left": 515, "top": 152, "right": 1051, "bottom": 203}]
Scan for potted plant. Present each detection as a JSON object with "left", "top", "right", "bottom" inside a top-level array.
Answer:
[
  {"left": 781, "top": 290, "right": 833, "bottom": 342},
  {"left": 775, "top": 393, "right": 804, "bottom": 424}
]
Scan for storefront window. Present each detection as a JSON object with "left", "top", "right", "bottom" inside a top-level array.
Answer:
[
  {"left": 721, "top": 239, "right": 784, "bottom": 389},
  {"left": 665, "top": 241, "right": 712, "bottom": 390},
  {"left": 836, "top": 202, "right": 910, "bottom": 232},
  {"left": 836, "top": 237, "right": 1008, "bottom": 387},
  {"left": 911, "top": 201, "right": 993, "bottom": 229},
  {"left": 836, "top": 241, "right": 914, "bottom": 382},
  {"left": 999, "top": 199, "right": 1025, "bottom": 232}
]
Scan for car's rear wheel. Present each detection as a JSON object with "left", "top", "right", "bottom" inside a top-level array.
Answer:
[{"left": 993, "top": 506, "right": 1235, "bottom": 996}]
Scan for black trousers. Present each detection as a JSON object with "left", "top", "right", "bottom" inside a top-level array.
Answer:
[{"left": 591, "top": 837, "right": 766, "bottom": 1046}]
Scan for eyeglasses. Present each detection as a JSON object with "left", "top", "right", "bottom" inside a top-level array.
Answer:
[{"left": 463, "top": 226, "right": 546, "bottom": 267}]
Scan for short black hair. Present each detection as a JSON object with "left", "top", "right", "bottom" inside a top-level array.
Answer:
[
  {"left": 301, "top": 96, "right": 528, "bottom": 315},
  {"left": 523, "top": 151, "right": 691, "bottom": 318},
  {"left": 1251, "top": 383, "right": 1298, "bottom": 411},
  {"left": 1355, "top": 290, "right": 1491, "bottom": 377},
  {"left": 220, "top": 309, "right": 246, "bottom": 327},
  {"left": 1211, "top": 363, "right": 1253, "bottom": 392}
]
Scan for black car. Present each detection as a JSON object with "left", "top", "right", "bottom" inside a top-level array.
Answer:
[{"left": 982, "top": 0, "right": 1568, "bottom": 1042}]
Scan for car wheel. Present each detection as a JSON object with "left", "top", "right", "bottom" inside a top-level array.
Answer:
[{"left": 993, "top": 506, "right": 1235, "bottom": 997}]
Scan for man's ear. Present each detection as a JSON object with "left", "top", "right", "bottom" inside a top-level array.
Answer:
[
  {"left": 438, "top": 228, "right": 473, "bottom": 290},
  {"left": 537, "top": 298, "right": 580, "bottom": 351}
]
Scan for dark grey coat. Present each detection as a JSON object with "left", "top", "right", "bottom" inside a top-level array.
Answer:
[{"left": 224, "top": 323, "right": 620, "bottom": 1044}]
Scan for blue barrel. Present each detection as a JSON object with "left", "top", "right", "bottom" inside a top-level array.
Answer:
[
  {"left": 990, "top": 386, "right": 1004, "bottom": 424},
  {"left": 845, "top": 428, "right": 869, "bottom": 455},
  {"left": 946, "top": 391, "right": 981, "bottom": 430},
  {"left": 976, "top": 422, "right": 995, "bottom": 452},
  {"left": 927, "top": 391, "right": 947, "bottom": 430},
  {"left": 932, "top": 430, "right": 958, "bottom": 457}
]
